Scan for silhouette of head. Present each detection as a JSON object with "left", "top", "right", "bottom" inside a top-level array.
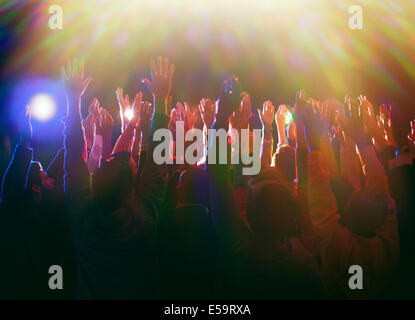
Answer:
[
  {"left": 330, "top": 177, "right": 355, "bottom": 215},
  {"left": 92, "top": 151, "right": 137, "bottom": 211},
  {"left": 246, "top": 168, "right": 300, "bottom": 242},
  {"left": 177, "top": 167, "right": 210, "bottom": 208},
  {"left": 273, "top": 145, "right": 296, "bottom": 182},
  {"left": 27, "top": 161, "right": 55, "bottom": 195},
  {"left": 340, "top": 189, "right": 389, "bottom": 237}
]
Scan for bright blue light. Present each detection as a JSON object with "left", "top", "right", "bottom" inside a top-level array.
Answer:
[{"left": 29, "top": 93, "right": 57, "bottom": 121}]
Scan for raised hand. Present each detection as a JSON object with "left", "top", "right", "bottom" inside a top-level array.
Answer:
[
  {"left": 216, "top": 76, "right": 242, "bottom": 122},
  {"left": 116, "top": 88, "right": 131, "bottom": 132},
  {"left": 230, "top": 92, "right": 252, "bottom": 130},
  {"left": 293, "top": 90, "right": 313, "bottom": 144},
  {"left": 287, "top": 119, "right": 297, "bottom": 147},
  {"left": 90, "top": 98, "right": 102, "bottom": 133},
  {"left": 377, "top": 104, "right": 397, "bottom": 148},
  {"left": 60, "top": 59, "right": 93, "bottom": 109},
  {"left": 293, "top": 90, "right": 308, "bottom": 129},
  {"left": 293, "top": 90, "right": 327, "bottom": 150},
  {"left": 338, "top": 95, "right": 370, "bottom": 147},
  {"left": 359, "top": 95, "right": 384, "bottom": 146},
  {"left": 82, "top": 99, "right": 97, "bottom": 150},
  {"left": 169, "top": 107, "right": 181, "bottom": 138},
  {"left": 95, "top": 104, "right": 114, "bottom": 137},
  {"left": 275, "top": 104, "right": 289, "bottom": 146},
  {"left": 322, "top": 98, "right": 341, "bottom": 128},
  {"left": 315, "top": 98, "right": 337, "bottom": 136},
  {"left": 89, "top": 97, "right": 100, "bottom": 118},
  {"left": 141, "top": 56, "right": 175, "bottom": 114},
  {"left": 82, "top": 114, "right": 95, "bottom": 150},
  {"left": 258, "top": 100, "right": 275, "bottom": 130},
  {"left": 176, "top": 102, "right": 199, "bottom": 131},
  {"left": 275, "top": 104, "right": 289, "bottom": 129},
  {"left": 198, "top": 98, "right": 216, "bottom": 129},
  {"left": 138, "top": 101, "right": 154, "bottom": 136},
  {"left": 304, "top": 98, "right": 325, "bottom": 150},
  {"left": 129, "top": 92, "right": 143, "bottom": 129}
]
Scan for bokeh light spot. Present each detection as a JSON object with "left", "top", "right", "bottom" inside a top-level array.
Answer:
[
  {"left": 29, "top": 93, "right": 57, "bottom": 122},
  {"left": 124, "top": 108, "right": 134, "bottom": 121},
  {"left": 285, "top": 111, "right": 293, "bottom": 125}
]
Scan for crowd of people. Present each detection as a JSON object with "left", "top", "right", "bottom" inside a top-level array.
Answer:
[{"left": 1, "top": 56, "right": 414, "bottom": 299}]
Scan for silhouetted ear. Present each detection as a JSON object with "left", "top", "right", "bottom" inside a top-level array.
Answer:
[{"left": 32, "top": 185, "right": 41, "bottom": 193}]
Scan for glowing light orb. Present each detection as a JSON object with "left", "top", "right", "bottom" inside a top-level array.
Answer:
[
  {"left": 124, "top": 108, "right": 134, "bottom": 121},
  {"left": 285, "top": 111, "right": 293, "bottom": 125},
  {"left": 29, "top": 93, "right": 57, "bottom": 121}
]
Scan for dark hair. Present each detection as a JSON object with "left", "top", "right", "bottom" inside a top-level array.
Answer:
[
  {"left": 26, "top": 161, "right": 42, "bottom": 190},
  {"left": 92, "top": 152, "right": 133, "bottom": 211},
  {"left": 340, "top": 189, "right": 389, "bottom": 237},
  {"left": 274, "top": 145, "right": 296, "bottom": 182},
  {"left": 246, "top": 168, "right": 300, "bottom": 242},
  {"left": 177, "top": 167, "right": 210, "bottom": 208},
  {"left": 330, "top": 177, "right": 355, "bottom": 215}
]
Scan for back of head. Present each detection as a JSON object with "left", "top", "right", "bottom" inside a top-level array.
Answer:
[
  {"left": 26, "top": 161, "right": 42, "bottom": 191},
  {"left": 330, "top": 177, "right": 355, "bottom": 215},
  {"left": 92, "top": 152, "right": 133, "bottom": 211},
  {"left": 273, "top": 145, "right": 296, "bottom": 182},
  {"left": 177, "top": 167, "right": 210, "bottom": 208},
  {"left": 246, "top": 168, "right": 300, "bottom": 242},
  {"left": 340, "top": 189, "right": 389, "bottom": 237},
  {"left": 171, "top": 205, "right": 215, "bottom": 252}
]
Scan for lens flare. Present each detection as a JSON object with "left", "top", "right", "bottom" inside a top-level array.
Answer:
[
  {"left": 29, "top": 93, "right": 57, "bottom": 122},
  {"left": 3, "top": 0, "right": 414, "bottom": 114},
  {"left": 285, "top": 111, "right": 293, "bottom": 125},
  {"left": 124, "top": 108, "right": 134, "bottom": 121}
]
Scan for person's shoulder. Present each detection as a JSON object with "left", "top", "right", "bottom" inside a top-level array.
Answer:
[
  {"left": 288, "top": 238, "right": 322, "bottom": 276},
  {"left": 286, "top": 239, "right": 328, "bottom": 298}
]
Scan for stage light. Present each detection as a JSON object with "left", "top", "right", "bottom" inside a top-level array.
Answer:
[
  {"left": 29, "top": 93, "right": 57, "bottom": 122},
  {"left": 124, "top": 108, "right": 134, "bottom": 121},
  {"left": 285, "top": 111, "right": 293, "bottom": 125}
]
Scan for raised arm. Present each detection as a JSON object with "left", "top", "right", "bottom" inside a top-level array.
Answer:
[
  {"left": 275, "top": 104, "right": 289, "bottom": 148},
  {"left": 198, "top": 98, "right": 217, "bottom": 164},
  {"left": 173, "top": 101, "right": 199, "bottom": 167},
  {"left": 339, "top": 133, "right": 363, "bottom": 192},
  {"left": 229, "top": 92, "right": 253, "bottom": 180},
  {"left": 131, "top": 101, "right": 152, "bottom": 155},
  {"left": 142, "top": 56, "right": 175, "bottom": 116},
  {"left": 361, "top": 97, "right": 392, "bottom": 158},
  {"left": 293, "top": 96, "right": 321, "bottom": 254},
  {"left": 297, "top": 90, "right": 340, "bottom": 240},
  {"left": 61, "top": 59, "right": 92, "bottom": 203},
  {"left": 207, "top": 77, "right": 250, "bottom": 253},
  {"left": 136, "top": 56, "right": 175, "bottom": 222},
  {"left": 133, "top": 101, "right": 153, "bottom": 171},
  {"left": 86, "top": 98, "right": 101, "bottom": 174},
  {"left": 113, "top": 92, "right": 142, "bottom": 154},
  {"left": 0, "top": 105, "right": 33, "bottom": 206},
  {"left": 315, "top": 99, "right": 339, "bottom": 179},
  {"left": 340, "top": 96, "right": 388, "bottom": 195},
  {"left": 258, "top": 100, "right": 275, "bottom": 170},
  {"left": 96, "top": 106, "right": 114, "bottom": 161},
  {"left": 46, "top": 147, "right": 65, "bottom": 192}
]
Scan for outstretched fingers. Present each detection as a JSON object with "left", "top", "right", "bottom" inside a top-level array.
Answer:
[
  {"left": 168, "top": 64, "right": 175, "bottom": 82},
  {"left": 157, "top": 56, "right": 163, "bottom": 76},
  {"left": 150, "top": 59, "right": 157, "bottom": 78}
]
